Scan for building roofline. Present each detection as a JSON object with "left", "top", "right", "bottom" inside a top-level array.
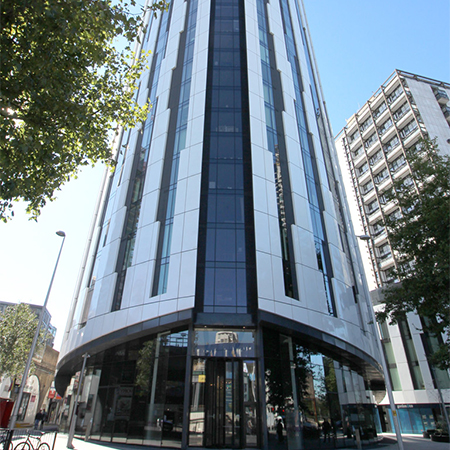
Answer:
[{"left": 335, "top": 69, "right": 450, "bottom": 139}]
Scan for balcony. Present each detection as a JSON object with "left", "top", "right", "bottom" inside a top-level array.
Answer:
[
  {"left": 371, "top": 221, "right": 385, "bottom": 235},
  {"left": 393, "top": 103, "right": 410, "bottom": 121},
  {"left": 357, "top": 163, "right": 369, "bottom": 177},
  {"left": 387, "top": 86, "right": 403, "bottom": 105},
  {"left": 400, "top": 120, "right": 418, "bottom": 139},
  {"left": 435, "top": 89, "right": 449, "bottom": 104},
  {"left": 352, "top": 145, "right": 364, "bottom": 161},
  {"left": 383, "top": 136, "right": 400, "bottom": 155},
  {"left": 373, "top": 229, "right": 388, "bottom": 245},
  {"left": 378, "top": 250, "right": 392, "bottom": 261},
  {"left": 367, "top": 206, "right": 380, "bottom": 216},
  {"left": 369, "top": 151, "right": 383, "bottom": 166},
  {"left": 379, "top": 256, "right": 394, "bottom": 271},
  {"left": 373, "top": 102, "right": 387, "bottom": 120},
  {"left": 373, "top": 167, "right": 389, "bottom": 185},
  {"left": 361, "top": 181, "right": 374, "bottom": 195},
  {"left": 360, "top": 118, "right": 374, "bottom": 136},
  {"left": 364, "top": 133, "right": 378, "bottom": 150},
  {"left": 348, "top": 129, "right": 360, "bottom": 144},
  {"left": 390, "top": 156, "right": 407, "bottom": 173},
  {"left": 443, "top": 106, "right": 450, "bottom": 122},
  {"left": 378, "top": 119, "right": 394, "bottom": 137}
]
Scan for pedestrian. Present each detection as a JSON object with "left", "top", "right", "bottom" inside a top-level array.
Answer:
[
  {"left": 34, "top": 410, "right": 44, "bottom": 430},
  {"left": 40, "top": 410, "right": 47, "bottom": 430},
  {"left": 276, "top": 418, "right": 284, "bottom": 443},
  {"left": 322, "top": 419, "right": 331, "bottom": 442}
]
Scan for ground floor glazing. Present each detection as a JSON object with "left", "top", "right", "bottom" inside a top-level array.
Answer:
[{"left": 61, "top": 326, "right": 384, "bottom": 449}]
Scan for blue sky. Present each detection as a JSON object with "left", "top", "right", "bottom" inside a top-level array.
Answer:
[
  {"left": 303, "top": 0, "right": 450, "bottom": 134},
  {"left": 0, "top": 0, "right": 448, "bottom": 350}
]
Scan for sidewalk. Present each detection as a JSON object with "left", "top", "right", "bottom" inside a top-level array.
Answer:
[{"left": 52, "top": 433, "right": 450, "bottom": 450}]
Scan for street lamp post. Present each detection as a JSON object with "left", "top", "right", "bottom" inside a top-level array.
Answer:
[
  {"left": 8, "top": 231, "right": 66, "bottom": 431},
  {"left": 356, "top": 235, "right": 404, "bottom": 450},
  {"left": 67, "top": 353, "right": 90, "bottom": 449}
]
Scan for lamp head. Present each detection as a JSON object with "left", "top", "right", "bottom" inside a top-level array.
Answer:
[{"left": 56, "top": 231, "right": 66, "bottom": 237}]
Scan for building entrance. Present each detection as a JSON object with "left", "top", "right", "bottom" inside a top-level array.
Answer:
[{"left": 190, "top": 358, "right": 258, "bottom": 448}]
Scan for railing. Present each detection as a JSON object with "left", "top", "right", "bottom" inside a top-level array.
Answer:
[
  {"left": 387, "top": 86, "right": 403, "bottom": 104},
  {"left": 400, "top": 120, "right": 418, "bottom": 139},
  {"left": 360, "top": 117, "right": 373, "bottom": 132},
  {"left": 378, "top": 119, "right": 393, "bottom": 136},
  {"left": 0, "top": 429, "right": 57, "bottom": 450},
  {"left": 383, "top": 136, "right": 400, "bottom": 154},
  {"left": 373, "top": 102, "right": 387, "bottom": 119},
  {"left": 393, "top": 103, "right": 410, "bottom": 121},
  {"left": 435, "top": 90, "right": 449, "bottom": 102}
]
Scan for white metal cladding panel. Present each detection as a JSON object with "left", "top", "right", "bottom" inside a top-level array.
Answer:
[
  {"left": 408, "top": 79, "right": 450, "bottom": 155},
  {"left": 331, "top": 277, "right": 360, "bottom": 327},
  {"left": 256, "top": 250, "right": 275, "bottom": 302},
  {"left": 291, "top": 224, "right": 316, "bottom": 271},
  {"left": 178, "top": 250, "right": 197, "bottom": 300},
  {"left": 129, "top": 261, "right": 152, "bottom": 307},
  {"left": 99, "top": 208, "right": 126, "bottom": 278},
  {"left": 90, "top": 272, "right": 117, "bottom": 318}
]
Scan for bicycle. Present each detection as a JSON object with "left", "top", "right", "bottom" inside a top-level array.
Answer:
[
  {"left": 13, "top": 432, "right": 49, "bottom": 450},
  {"left": 0, "top": 430, "right": 13, "bottom": 450}
]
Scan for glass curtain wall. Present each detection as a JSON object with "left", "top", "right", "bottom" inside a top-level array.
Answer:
[
  {"left": 72, "top": 331, "right": 188, "bottom": 448},
  {"left": 196, "top": 0, "right": 256, "bottom": 314},
  {"left": 263, "top": 329, "right": 381, "bottom": 449},
  {"left": 188, "top": 329, "right": 258, "bottom": 448}
]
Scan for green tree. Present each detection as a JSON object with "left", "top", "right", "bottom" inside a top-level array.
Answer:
[
  {"left": 376, "top": 139, "right": 450, "bottom": 370},
  {"left": 0, "top": 0, "right": 168, "bottom": 221},
  {"left": 0, "top": 304, "right": 43, "bottom": 380}
]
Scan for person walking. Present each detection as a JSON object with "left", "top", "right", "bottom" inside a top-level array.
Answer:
[
  {"left": 276, "top": 418, "right": 284, "bottom": 443},
  {"left": 322, "top": 419, "right": 331, "bottom": 442},
  {"left": 34, "top": 410, "right": 44, "bottom": 430}
]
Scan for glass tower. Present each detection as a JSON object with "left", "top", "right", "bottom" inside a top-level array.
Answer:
[{"left": 56, "top": 0, "right": 385, "bottom": 448}]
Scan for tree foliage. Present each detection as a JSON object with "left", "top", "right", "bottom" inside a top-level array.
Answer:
[
  {"left": 376, "top": 139, "right": 450, "bottom": 370},
  {"left": 0, "top": 0, "right": 167, "bottom": 221},
  {"left": 0, "top": 304, "right": 42, "bottom": 380}
]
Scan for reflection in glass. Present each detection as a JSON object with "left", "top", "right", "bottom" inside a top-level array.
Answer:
[
  {"left": 77, "top": 331, "right": 187, "bottom": 448},
  {"left": 193, "top": 329, "right": 256, "bottom": 358},
  {"left": 264, "top": 329, "right": 382, "bottom": 449}
]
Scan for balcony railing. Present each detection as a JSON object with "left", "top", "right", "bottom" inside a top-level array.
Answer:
[
  {"left": 374, "top": 170, "right": 389, "bottom": 184},
  {"left": 443, "top": 106, "right": 450, "bottom": 120},
  {"left": 387, "top": 86, "right": 403, "bottom": 104},
  {"left": 400, "top": 120, "right": 418, "bottom": 139},
  {"left": 373, "top": 102, "right": 387, "bottom": 119},
  {"left": 369, "top": 152, "right": 383, "bottom": 165},
  {"left": 364, "top": 134, "right": 377, "bottom": 149},
  {"left": 393, "top": 103, "right": 410, "bottom": 121},
  {"left": 360, "top": 117, "right": 373, "bottom": 132},
  {"left": 378, "top": 119, "right": 393, "bottom": 136},
  {"left": 435, "top": 89, "right": 449, "bottom": 103},
  {"left": 390, "top": 157, "right": 406, "bottom": 173}
]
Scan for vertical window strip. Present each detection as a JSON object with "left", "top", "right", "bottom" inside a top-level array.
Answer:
[
  {"left": 256, "top": 0, "right": 297, "bottom": 299},
  {"left": 279, "top": 0, "right": 335, "bottom": 315},
  {"left": 398, "top": 318, "right": 425, "bottom": 390},
  {"left": 153, "top": 0, "right": 199, "bottom": 295},
  {"left": 302, "top": 9, "right": 357, "bottom": 296},
  {"left": 196, "top": 0, "right": 255, "bottom": 314},
  {"left": 295, "top": 2, "right": 361, "bottom": 310},
  {"left": 112, "top": 7, "right": 172, "bottom": 311}
]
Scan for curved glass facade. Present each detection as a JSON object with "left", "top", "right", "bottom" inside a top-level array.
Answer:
[
  {"left": 62, "top": 327, "right": 382, "bottom": 449},
  {"left": 56, "top": 0, "right": 385, "bottom": 448}
]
